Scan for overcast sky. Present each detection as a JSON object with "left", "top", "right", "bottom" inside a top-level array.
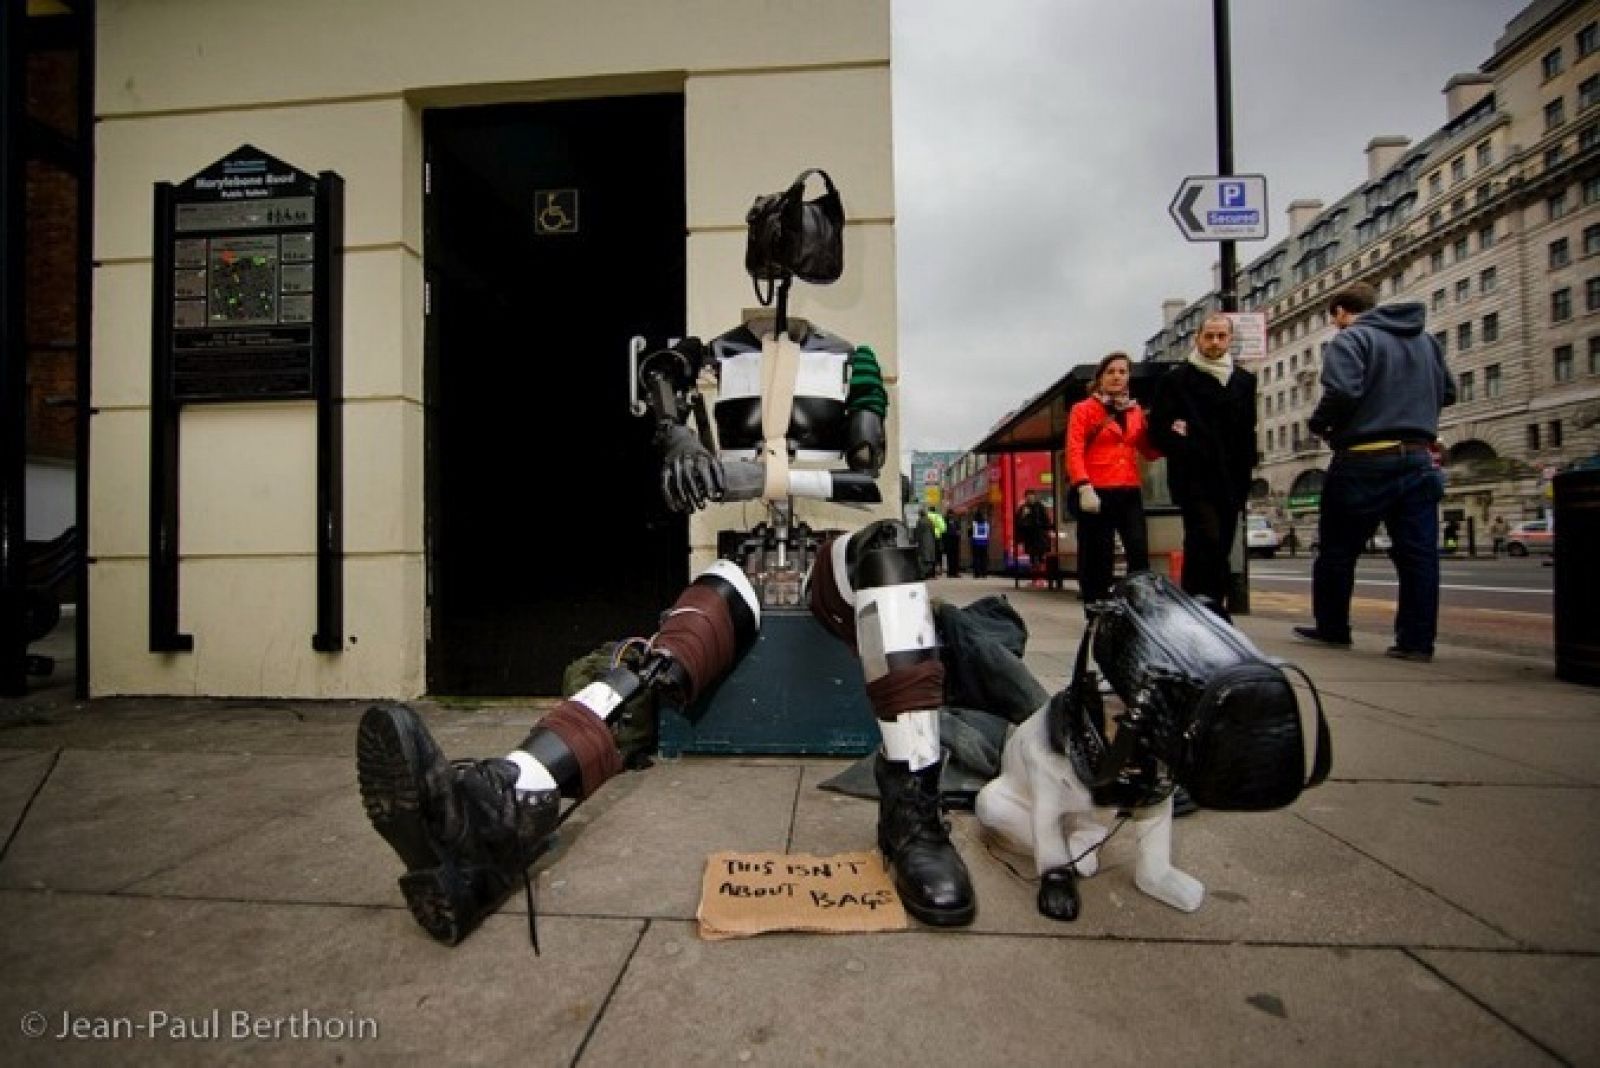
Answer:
[{"left": 890, "top": 0, "right": 1528, "bottom": 462}]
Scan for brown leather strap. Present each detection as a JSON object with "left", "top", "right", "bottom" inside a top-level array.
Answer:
[
  {"left": 539, "top": 702, "right": 623, "bottom": 800},
  {"left": 866, "top": 660, "right": 945, "bottom": 720}
]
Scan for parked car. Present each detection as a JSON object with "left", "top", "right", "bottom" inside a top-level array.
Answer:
[
  {"left": 1246, "top": 515, "right": 1280, "bottom": 558},
  {"left": 1506, "top": 519, "right": 1553, "bottom": 556}
]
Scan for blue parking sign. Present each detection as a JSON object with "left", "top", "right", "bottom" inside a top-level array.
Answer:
[{"left": 1220, "top": 181, "right": 1246, "bottom": 208}]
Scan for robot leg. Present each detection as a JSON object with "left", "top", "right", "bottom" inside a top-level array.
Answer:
[
  {"left": 357, "top": 561, "right": 760, "bottom": 947},
  {"left": 812, "top": 522, "right": 975, "bottom": 927}
]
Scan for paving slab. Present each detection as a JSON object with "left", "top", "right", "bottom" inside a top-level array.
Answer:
[
  {"left": 1415, "top": 949, "right": 1600, "bottom": 1067},
  {"left": 789, "top": 768, "right": 1511, "bottom": 949},
  {"left": 1318, "top": 708, "right": 1580, "bottom": 785},
  {"left": 0, "top": 749, "right": 56, "bottom": 846},
  {"left": 0, "top": 750, "right": 350, "bottom": 893},
  {"left": 584, "top": 921, "right": 1551, "bottom": 1067},
  {"left": 527, "top": 760, "right": 801, "bottom": 920},
  {"left": 1299, "top": 783, "right": 1600, "bottom": 951},
  {"left": 1395, "top": 718, "right": 1600, "bottom": 786},
  {"left": 0, "top": 891, "right": 640, "bottom": 1067}
]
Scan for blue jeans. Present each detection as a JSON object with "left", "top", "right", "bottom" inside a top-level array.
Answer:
[{"left": 1313, "top": 451, "right": 1445, "bottom": 652}]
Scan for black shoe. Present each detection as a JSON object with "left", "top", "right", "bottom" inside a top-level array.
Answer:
[
  {"left": 357, "top": 703, "right": 559, "bottom": 946},
  {"left": 1292, "top": 626, "right": 1352, "bottom": 648},
  {"left": 1036, "top": 865, "right": 1080, "bottom": 921},
  {"left": 875, "top": 754, "right": 976, "bottom": 927},
  {"left": 1385, "top": 645, "right": 1433, "bottom": 663}
]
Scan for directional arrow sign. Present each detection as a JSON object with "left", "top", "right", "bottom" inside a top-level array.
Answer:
[{"left": 1169, "top": 174, "right": 1269, "bottom": 241}]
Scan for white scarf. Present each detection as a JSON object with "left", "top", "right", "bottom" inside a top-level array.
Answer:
[{"left": 1187, "top": 349, "right": 1234, "bottom": 384}]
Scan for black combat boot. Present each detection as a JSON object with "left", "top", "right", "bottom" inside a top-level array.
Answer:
[
  {"left": 874, "top": 754, "right": 976, "bottom": 927},
  {"left": 356, "top": 703, "right": 560, "bottom": 946}
]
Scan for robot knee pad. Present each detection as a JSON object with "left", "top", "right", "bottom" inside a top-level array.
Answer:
[{"left": 649, "top": 559, "right": 761, "bottom": 705}]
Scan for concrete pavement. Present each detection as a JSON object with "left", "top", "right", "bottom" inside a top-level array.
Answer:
[{"left": 1, "top": 581, "right": 1596, "bottom": 1066}]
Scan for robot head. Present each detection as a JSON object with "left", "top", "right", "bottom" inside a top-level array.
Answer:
[{"left": 745, "top": 168, "right": 844, "bottom": 296}]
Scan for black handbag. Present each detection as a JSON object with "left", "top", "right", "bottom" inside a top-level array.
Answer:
[
  {"left": 1050, "top": 571, "right": 1331, "bottom": 811},
  {"left": 745, "top": 168, "right": 845, "bottom": 303}
]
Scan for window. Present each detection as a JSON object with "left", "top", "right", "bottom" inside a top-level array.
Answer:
[
  {"left": 1551, "top": 238, "right": 1571, "bottom": 269},
  {"left": 1290, "top": 385, "right": 1299, "bottom": 407},
  {"left": 1546, "top": 98, "right": 1567, "bottom": 131},
  {"left": 1456, "top": 278, "right": 1471, "bottom": 303},
  {"left": 1587, "top": 224, "right": 1600, "bottom": 256},
  {"left": 1433, "top": 330, "right": 1448, "bottom": 354},
  {"left": 1429, "top": 209, "right": 1444, "bottom": 229},
  {"left": 1551, "top": 420, "right": 1564, "bottom": 448},
  {"left": 1479, "top": 224, "right": 1496, "bottom": 250},
  {"left": 1451, "top": 157, "right": 1466, "bottom": 184},
  {"left": 1583, "top": 75, "right": 1600, "bottom": 112},
  {"left": 1454, "top": 236, "right": 1470, "bottom": 262},
  {"left": 1585, "top": 123, "right": 1600, "bottom": 152},
  {"left": 1550, "top": 191, "right": 1569, "bottom": 220},
  {"left": 1582, "top": 21, "right": 1599, "bottom": 58},
  {"left": 1553, "top": 288, "right": 1573, "bottom": 321},
  {"left": 1546, "top": 144, "right": 1566, "bottom": 168},
  {"left": 1586, "top": 175, "right": 1600, "bottom": 205},
  {"left": 1428, "top": 173, "right": 1443, "bottom": 198},
  {"left": 1431, "top": 249, "right": 1445, "bottom": 272},
  {"left": 1543, "top": 47, "right": 1564, "bottom": 80},
  {"left": 1460, "top": 370, "right": 1475, "bottom": 401},
  {"left": 1483, "top": 312, "right": 1499, "bottom": 343},
  {"left": 1587, "top": 276, "right": 1600, "bottom": 311},
  {"left": 1555, "top": 345, "right": 1574, "bottom": 382},
  {"left": 1457, "top": 322, "right": 1473, "bottom": 351},
  {"left": 1591, "top": 337, "right": 1600, "bottom": 375},
  {"left": 1289, "top": 353, "right": 1297, "bottom": 372},
  {"left": 1476, "top": 141, "right": 1493, "bottom": 169},
  {"left": 1528, "top": 424, "right": 1542, "bottom": 450},
  {"left": 1486, "top": 364, "right": 1503, "bottom": 398},
  {"left": 1480, "top": 266, "right": 1498, "bottom": 293},
  {"left": 1432, "top": 288, "right": 1446, "bottom": 312},
  {"left": 1451, "top": 196, "right": 1467, "bottom": 217}
]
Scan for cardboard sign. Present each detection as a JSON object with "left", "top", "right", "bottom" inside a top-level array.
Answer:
[{"left": 697, "top": 851, "right": 908, "bottom": 940}]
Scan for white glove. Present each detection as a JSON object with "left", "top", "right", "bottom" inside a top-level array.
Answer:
[{"left": 1077, "top": 484, "right": 1102, "bottom": 515}]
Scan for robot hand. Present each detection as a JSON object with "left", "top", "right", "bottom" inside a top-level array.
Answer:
[{"left": 658, "top": 424, "right": 725, "bottom": 512}]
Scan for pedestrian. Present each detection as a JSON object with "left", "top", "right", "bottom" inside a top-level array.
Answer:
[
  {"left": 914, "top": 507, "right": 938, "bottom": 579},
  {"left": 1489, "top": 514, "right": 1508, "bottom": 558},
  {"left": 1016, "top": 491, "right": 1051, "bottom": 585},
  {"left": 1283, "top": 526, "right": 1300, "bottom": 558},
  {"left": 1442, "top": 518, "right": 1460, "bottom": 555},
  {"left": 969, "top": 510, "right": 991, "bottom": 578},
  {"left": 943, "top": 513, "right": 963, "bottom": 578},
  {"left": 1067, "top": 351, "right": 1161, "bottom": 610},
  {"left": 1294, "top": 281, "right": 1455, "bottom": 662},
  {"left": 1149, "top": 312, "right": 1259, "bottom": 619},
  {"left": 927, "top": 506, "right": 947, "bottom": 576}
]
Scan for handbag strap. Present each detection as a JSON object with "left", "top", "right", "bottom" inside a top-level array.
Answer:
[
  {"left": 789, "top": 168, "right": 837, "bottom": 199},
  {"left": 1275, "top": 660, "right": 1333, "bottom": 789}
]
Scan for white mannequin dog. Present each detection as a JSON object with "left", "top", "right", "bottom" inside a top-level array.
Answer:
[{"left": 975, "top": 702, "right": 1204, "bottom": 921}]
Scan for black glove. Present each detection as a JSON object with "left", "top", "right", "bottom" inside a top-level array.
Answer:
[{"left": 657, "top": 424, "right": 724, "bottom": 512}]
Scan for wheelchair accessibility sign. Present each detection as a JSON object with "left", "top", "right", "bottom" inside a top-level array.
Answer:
[
  {"left": 1169, "top": 174, "right": 1268, "bottom": 241},
  {"left": 534, "top": 189, "right": 579, "bottom": 235}
]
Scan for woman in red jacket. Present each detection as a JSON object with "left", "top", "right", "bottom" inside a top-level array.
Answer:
[{"left": 1067, "top": 351, "right": 1161, "bottom": 608}]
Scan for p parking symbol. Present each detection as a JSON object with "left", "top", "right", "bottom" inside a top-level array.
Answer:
[{"left": 1220, "top": 181, "right": 1246, "bottom": 208}]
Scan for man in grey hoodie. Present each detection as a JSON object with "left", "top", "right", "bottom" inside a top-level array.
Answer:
[{"left": 1296, "top": 282, "right": 1456, "bottom": 661}]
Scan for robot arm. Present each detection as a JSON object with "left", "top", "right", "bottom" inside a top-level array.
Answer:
[
  {"left": 844, "top": 345, "right": 888, "bottom": 474},
  {"left": 638, "top": 339, "right": 725, "bottom": 512}
]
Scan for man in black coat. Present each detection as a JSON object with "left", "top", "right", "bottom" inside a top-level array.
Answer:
[{"left": 1148, "top": 313, "right": 1259, "bottom": 617}]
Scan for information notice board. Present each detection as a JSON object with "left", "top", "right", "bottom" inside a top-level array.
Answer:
[{"left": 149, "top": 145, "right": 344, "bottom": 653}]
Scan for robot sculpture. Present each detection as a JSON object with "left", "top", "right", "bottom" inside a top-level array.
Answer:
[{"left": 356, "top": 169, "right": 975, "bottom": 945}]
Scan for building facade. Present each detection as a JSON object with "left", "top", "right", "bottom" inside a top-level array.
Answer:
[
  {"left": 77, "top": 0, "right": 898, "bottom": 698},
  {"left": 1145, "top": 0, "right": 1600, "bottom": 537}
]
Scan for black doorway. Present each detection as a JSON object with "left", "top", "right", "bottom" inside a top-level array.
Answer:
[{"left": 425, "top": 95, "right": 687, "bottom": 695}]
